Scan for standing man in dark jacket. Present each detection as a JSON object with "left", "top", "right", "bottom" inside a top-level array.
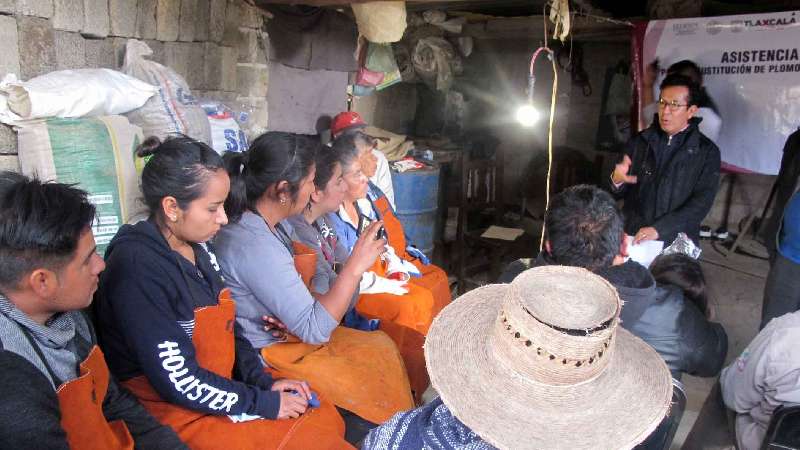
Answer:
[
  {"left": 499, "top": 185, "right": 727, "bottom": 379},
  {"left": 610, "top": 74, "right": 721, "bottom": 245},
  {"left": 0, "top": 172, "right": 186, "bottom": 449}
]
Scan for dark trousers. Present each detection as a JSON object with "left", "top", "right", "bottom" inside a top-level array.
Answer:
[{"left": 760, "top": 253, "right": 800, "bottom": 330}]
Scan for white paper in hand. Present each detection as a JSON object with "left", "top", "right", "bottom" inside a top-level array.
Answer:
[{"left": 626, "top": 235, "right": 664, "bottom": 268}]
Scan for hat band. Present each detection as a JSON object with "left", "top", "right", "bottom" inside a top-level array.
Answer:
[{"left": 489, "top": 309, "right": 616, "bottom": 386}]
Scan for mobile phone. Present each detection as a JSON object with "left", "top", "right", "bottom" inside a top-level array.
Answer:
[{"left": 376, "top": 226, "right": 386, "bottom": 240}]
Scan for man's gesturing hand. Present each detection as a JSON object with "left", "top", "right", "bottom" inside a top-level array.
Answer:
[{"left": 612, "top": 155, "right": 638, "bottom": 185}]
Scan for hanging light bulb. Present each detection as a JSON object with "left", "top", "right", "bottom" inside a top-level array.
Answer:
[
  {"left": 516, "top": 73, "right": 539, "bottom": 127},
  {"left": 516, "top": 104, "right": 540, "bottom": 127}
]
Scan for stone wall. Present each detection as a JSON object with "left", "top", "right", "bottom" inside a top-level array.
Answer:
[{"left": 0, "top": 0, "right": 269, "bottom": 171}]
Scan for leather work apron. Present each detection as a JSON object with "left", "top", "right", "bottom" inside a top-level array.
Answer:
[
  {"left": 17, "top": 320, "right": 135, "bottom": 450},
  {"left": 122, "top": 289, "right": 351, "bottom": 450},
  {"left": 262, "top": 243, "right": 415, "bottom": 423},
  {"left": 372, "top": 194, "right": 452, "bottom": 317}
]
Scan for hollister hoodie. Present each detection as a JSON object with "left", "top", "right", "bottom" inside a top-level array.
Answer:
[{"left": 94, "top": 220, "right": 280, "bottom": 419}]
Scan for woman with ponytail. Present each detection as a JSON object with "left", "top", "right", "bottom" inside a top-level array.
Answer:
[
  {"left": 94, "top": 136, "right": 351, "bottom": 449},
  {"left": 214, "top": 132, "right": 415, "bottom": 439}
]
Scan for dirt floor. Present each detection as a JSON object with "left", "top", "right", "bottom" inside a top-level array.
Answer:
[{"left": 673, "top": 238, "right": 770, "bottom": 449}]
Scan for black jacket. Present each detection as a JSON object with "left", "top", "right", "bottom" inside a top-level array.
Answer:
[
  {"left": 499, "top": 257, "right": 728, "bottom": 379},
  {"left": 0, "top": 312, "right": 186, "bottom": 450},
  {"left": 94, "top": 220, "right": 280, "bottom": 419},
  {"left": 609, "top": 118, "right": 721, "bottom": 244}
]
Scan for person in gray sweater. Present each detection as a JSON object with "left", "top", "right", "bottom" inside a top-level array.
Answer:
[
  {"left": 286, "top": 135, "right": 379, "bottom": 330},
  {"left": 0, "top": 172, "right": 185, "bottom": 450},
  {"left": 214, "top": 132, "right": 384, "bottom": 348}
]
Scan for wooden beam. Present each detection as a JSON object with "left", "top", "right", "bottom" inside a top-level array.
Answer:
[{"left": 463, "top": 15, "right": 631, "bottom": 40}]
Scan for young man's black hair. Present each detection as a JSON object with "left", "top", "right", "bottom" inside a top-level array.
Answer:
[
  {"left": 0, "top": 171, "right": 96, "bottom": 291},
  {"left": 544, "top": 184, "right": 623, "bottom": 272}
]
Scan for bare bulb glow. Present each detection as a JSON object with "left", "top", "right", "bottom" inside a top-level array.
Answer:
[{"left": 516, "top": 104, "right": 540, "bottom": 127}]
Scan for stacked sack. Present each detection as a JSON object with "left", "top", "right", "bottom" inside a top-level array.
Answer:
[{"left": 0, "top": 67, "right": 155, "bottom": 254}]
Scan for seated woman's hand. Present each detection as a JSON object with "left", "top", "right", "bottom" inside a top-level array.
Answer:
[
  {"left": 276, "top": 391, "right": 308, "bottom": 419},
  {"left": 348, "top": 221, "right": 388, "bottom": 275},
  {"left": 273, "top": 379, "right": 311, "bottom": 419},
  {"left": 263, "top": 315, "right": 289, "bottom": 341}
]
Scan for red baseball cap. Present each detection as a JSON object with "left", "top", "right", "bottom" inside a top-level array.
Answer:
[{"left": 331, "top": 111, "right": 367, "bottom": 138}]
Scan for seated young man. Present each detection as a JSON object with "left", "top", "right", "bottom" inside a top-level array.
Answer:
[
  {"left": 0, "top": 172, "right": 185, "bottom": 449},
  {"left": 721, "top": 309, "right": 800, "bottom": 450},
  {"left": 499, "top": 184, "right": 727, "bottom": 379}
]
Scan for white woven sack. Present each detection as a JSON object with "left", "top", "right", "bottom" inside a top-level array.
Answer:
[
  {"left": 352, "top": 1, "right": 407, "bottom": 43},
  {"left": 0, "top": 70, "right": 157, "bottom": 125},
  {"left": 122, "top": 39, "right": 211, "bottom": 144}
]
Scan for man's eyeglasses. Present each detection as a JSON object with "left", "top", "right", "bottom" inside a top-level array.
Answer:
[{"left": 657, "top": 98, "right": 689, "bottom": 112}]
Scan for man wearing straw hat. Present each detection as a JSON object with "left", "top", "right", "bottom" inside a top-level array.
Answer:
[
  {"left": 363, "top": 265, "right": 673, "bottom": 449},
  {"left": 499, "top": 185, "right": 727, "bottom": 380}
]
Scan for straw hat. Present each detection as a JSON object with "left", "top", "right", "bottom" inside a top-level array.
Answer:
[{"left": 424, "top": 266, "right": 672, "bottom": 450}]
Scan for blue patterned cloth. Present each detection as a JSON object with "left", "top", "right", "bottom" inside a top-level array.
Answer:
[{"left": 362, "top": 398, "right": 495, "bottom": 450}]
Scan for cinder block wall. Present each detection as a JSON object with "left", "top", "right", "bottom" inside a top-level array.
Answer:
[{"left": 0, "top": 0, "right": 269, "bottom": 172}]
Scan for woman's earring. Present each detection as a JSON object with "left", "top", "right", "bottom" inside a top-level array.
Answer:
[
  {"left": 280, "top": 197, "right": 287, "bottom": 205},
  {"left": 170, "top": 215, "right": 177, "bottom": 222}
]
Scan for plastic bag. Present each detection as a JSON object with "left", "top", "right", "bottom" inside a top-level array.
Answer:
[
  {"left": 376, "top": 68, "right": 401, "bottom": 91},
  {"left": 661, "top": 232, "right": 702, "bottom": 259},
  {"left": 200, "top": 100, "right": 248, "bottom": 154},
  {"left": 0, "top": 70, "right": 157, "bottom": 125},
  {"left": 122, "top": 39, "right": 211, "bottom": 144},
  {"left": 412, "top": 37, "right": 460, "bottom": 91},
  {"left": 356, "top": 41, "right": 385, "bottom": 87},
  {"left": 365, "top": 43, "right": 398, "bottom": 73}
]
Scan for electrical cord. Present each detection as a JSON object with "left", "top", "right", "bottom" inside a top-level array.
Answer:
[{"left": 526, "top": 46, "right": 558, "bottom": 252}]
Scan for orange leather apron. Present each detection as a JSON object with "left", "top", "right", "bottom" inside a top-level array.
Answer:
[
  {"left": 261, "top": 245, "right": 415, "bottom": 423},
  {"left": 372, "top": 194, "right": 452, "bottom": 317},
  {"left": 56, "top": 346, "right": 135, "bottom": 450},
  {"left": 122, "top": 289, "right": 351, "bottom": 450}
]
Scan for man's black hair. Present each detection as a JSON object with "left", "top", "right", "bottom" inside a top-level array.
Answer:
[
  {"left": 0, "top": 172, "right": 96, "bottom": 291},
  {"left": 659, "top": 73, "right": 702, "bottom": 108},
  {"left": 544, "top": 184, "right": 623, "bottom": 272}
]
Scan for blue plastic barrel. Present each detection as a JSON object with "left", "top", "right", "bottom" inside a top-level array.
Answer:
[{"left": 390, "top": 166, "right": 440, "bottom": 256}]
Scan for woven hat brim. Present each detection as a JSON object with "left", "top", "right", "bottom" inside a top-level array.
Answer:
[{"left": 425, "top": 284, "right": 673, "bottom": 450}]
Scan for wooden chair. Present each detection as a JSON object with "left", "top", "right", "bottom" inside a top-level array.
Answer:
[{"left": 455, "top": 146, "right": 533, "bottom": 294}]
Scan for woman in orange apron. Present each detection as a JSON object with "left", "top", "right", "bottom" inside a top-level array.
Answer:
[
  {"left": 94, "top": 136, "right": 352, "bottom": 449},
  {"left": 346, "top": 131, "right": 451, "bottom": 317},
  {"left": 213, "top": 132, "right": 416, "bottom": 435},
  {"left": 326, "top": 135, "right": 439, "bottom": 402}
]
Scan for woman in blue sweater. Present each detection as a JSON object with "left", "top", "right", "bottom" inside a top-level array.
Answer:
[{"left": 93, "top": 136, "right": 350, "bottom": 449}]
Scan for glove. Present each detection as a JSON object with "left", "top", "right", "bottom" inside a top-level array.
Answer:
[
  {"left": 400, "top": 259, "right": 421, "bottom": 278},
  {"left": 360, "top": 272, "right": 409, "bottom": 296},
  {"left": 406, "top": 246, "right": 430, "bottom": 265},
  {"left": 384, "top": 249, "right": 413, "bottom": 281}
]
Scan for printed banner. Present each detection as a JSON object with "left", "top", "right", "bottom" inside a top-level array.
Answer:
[{"left": 638, "top": 11, "right": 800, "bottom": 174}]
